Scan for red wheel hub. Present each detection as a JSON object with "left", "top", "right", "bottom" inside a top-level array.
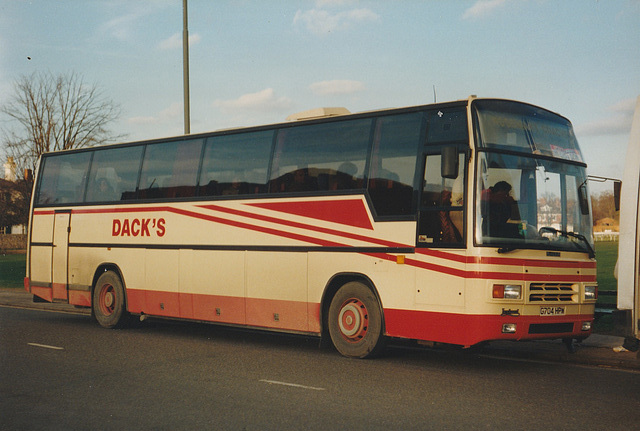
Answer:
[
  {"left": 99, "top": 284, "right": 115, "bottom": 316},
  {"left": 338, "top": 298, "right": 369, "bottom": 342}
]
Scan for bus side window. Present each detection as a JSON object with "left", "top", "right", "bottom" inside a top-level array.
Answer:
[
  {"left": 367, "top": 113, "right": 424, "bottom": 217},
  {"left": 268, "top": 120, "right": 370, "bottom": 195},
  {"left": 199, "top": 131, "right": 273, "bottom": 197},
  {"left": 167, "top": 139, "right": 203, "bottom": 198},
  {"left": 36, "top": 152, "right": 91, "bottom": 206},
  {"left": 418, "top": 152, "right": 465, "bottom": 246},
  {"left": 138, "top": 139, "right": 201, "bottom": 200},
  {"left": 85, "top": 146, "right": 143, "bottom": 203}
]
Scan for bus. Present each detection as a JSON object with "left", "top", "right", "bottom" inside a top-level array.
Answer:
[{"left": 25, "top": 96, "right": 597, "bottom": 358}]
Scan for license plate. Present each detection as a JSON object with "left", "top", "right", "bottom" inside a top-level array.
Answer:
[{"left": 540, "top": 306, "right": 565, "bottom": 316}]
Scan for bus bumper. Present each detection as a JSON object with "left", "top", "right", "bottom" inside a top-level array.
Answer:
[{"left": 384, "top": 308, "right": 593, "bottom": 347}]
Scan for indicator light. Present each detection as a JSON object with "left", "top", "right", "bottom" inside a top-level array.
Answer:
[{"left": 493, "top": 284, "right": 522, "bottom": 299}]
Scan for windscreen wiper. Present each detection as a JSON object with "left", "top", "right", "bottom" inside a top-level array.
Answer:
[{"left": 538, "top": 226, "right": 595, "bottom": 259}]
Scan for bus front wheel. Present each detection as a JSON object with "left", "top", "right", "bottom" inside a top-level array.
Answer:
[
  {"left": 93, "top": 270, "right": 129, "bottom": 329},
  {"left": 328, "top": 281, "right": 385, "bottom": 358}
]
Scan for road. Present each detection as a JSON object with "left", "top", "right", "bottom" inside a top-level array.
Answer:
[{"left": 1, "top": 306, "right": 639, "bottom": 430}]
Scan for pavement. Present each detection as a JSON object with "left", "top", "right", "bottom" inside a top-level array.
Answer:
[{"left": 2, "top": 288, "right": 639, "bottom": 371}]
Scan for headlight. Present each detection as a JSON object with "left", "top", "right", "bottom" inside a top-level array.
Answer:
[
  {"left": 585, "top": 285, "right": 598, "bottom": 301},
  {"left": 493, "top": 284, "right": 522, "bottom": 299}
]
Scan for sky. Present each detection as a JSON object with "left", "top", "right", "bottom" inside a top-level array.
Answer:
[{"left": 1, "top": 0, "right": 639, "bottom": 194}]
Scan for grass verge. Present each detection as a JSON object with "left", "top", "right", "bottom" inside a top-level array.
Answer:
[
  {"left": 594, "top": 241, "right": 618, "bottom": 306},
  {"left": 0, "top": 253, "right": 26, "bottom": 289}
]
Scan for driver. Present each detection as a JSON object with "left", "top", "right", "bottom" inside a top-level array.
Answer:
[{"left": 482, "top": 181, "right": 521, "bottom": 238}]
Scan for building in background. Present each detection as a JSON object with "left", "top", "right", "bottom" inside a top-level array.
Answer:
[{"left": 1, "top": 157, "right": 27, "bottom": 235}]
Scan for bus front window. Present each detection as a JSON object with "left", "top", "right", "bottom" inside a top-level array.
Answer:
[{"left": 476, "top": 151, "right": 593, "bottom": 254}]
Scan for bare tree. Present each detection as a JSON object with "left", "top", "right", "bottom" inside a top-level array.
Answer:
[
  {"left": 591, "top": 191, "right": 619, "bottom": 225},
  {"left": 1, "top": 71, "right": 122, "bottom": 176}
]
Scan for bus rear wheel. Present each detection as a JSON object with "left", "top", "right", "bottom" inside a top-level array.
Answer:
[
  {"left": 328, "top": 281, "right": 385, "bottom": 358},
  {"left": 93, "top": 270, "right": 129, "bottom": 329}
]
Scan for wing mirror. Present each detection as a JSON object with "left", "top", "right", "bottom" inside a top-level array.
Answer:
[{"left": 441, "top": 147, "right": 459, "bottom": 179}]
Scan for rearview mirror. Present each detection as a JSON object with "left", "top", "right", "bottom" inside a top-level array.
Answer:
[
  {"left": 614, "top": 180, "right": 621, "bottom": 211},
  {"left": 578, "top": 182, "right": 590, "bottom": 215},
  {"left": 441, "top": 147, "right": 458, "bottom": 179}
]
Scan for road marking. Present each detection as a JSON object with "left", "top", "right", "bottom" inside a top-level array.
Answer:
[
  {"left": 28, "top": 343, "right": 64, "bottom": 350},
  {"left": 259, "top": 379, "right": 325, "bottom": 391}
]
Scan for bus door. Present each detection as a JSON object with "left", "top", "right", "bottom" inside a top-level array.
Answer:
[
  {"left": 51, "top": 210, "right": 71, "bottom": 302},
  {"left": 416, "top": 147, "right": 467, "bottom": 307}
]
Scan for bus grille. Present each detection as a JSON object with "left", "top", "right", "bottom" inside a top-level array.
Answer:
[{"left": 529, "top": 283, "right": 577, "bottom": 303}]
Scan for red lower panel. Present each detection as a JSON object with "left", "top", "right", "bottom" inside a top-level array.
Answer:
[
  {"left": 189, "top": 293, "right": 245, "bottom": 325},
  {"left": 31, "top": 285, "right": 53, "bottom": 302},
  {"left": 52, "top": 283, "right": 67, "bottom": 301},
  {"left": 28, "top": 281, "right": 90, "bottom": 306},
  {"left": 25, "top": 280, "right": 591, "bottom": 347},
  {"left": 246, "top": 297, "right": 309, "bottom": 332},
  {"left": 126, "top": 289, "right": 321, "bottom": 333},
  {"left": 307, "top": 302, "right": 321, "bottom": 333},
  {"left": 127, "top": 289, "right": 147, "bottom": 314},
  {"left": 384, "top": 308, "right": 592, "bottom": 346},
  {"left": 69, "top": 290, "right": 91, "bottom": 307},
  {"left": 140, "top": 290, "right": 180, "bottom": 317}
]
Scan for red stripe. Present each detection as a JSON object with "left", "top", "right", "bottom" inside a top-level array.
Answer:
[
  {"left": 417, "top": 248, "right": 596, "bottom": 268},
  {"left": 248, "top": 199, "right": 374, "bottom": 230},
  {"left": 171, "top": 207, "right": 349, "bottom": 248},
  {"left": 200, "top": 204, "right": 407, "bottom": 248},
  {"left": 42, "top": 204, "right": 594, "bottom": 282},
  {"left": 67, "top": 205, "right": 595, "bottom": 269},
  {"left": 405, "top": 257, "right": 468, "bottom": 278},
  {"left": 416, "top": 248, "right": 467, "bottom": 263},
  {"left": 71, "top": 206, "right": 175, "bottom": 215},
  {"left": 405, "top": 258, "right": 594, "bottom": 282},
  {"left": 71, "top": 204, "right": 348, "bottom": 248}
]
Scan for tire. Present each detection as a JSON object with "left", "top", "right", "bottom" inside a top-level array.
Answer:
[
  {"left": 92, "top": 270, "right": 129, "bottom": 329},
  {"left": 327, "top": 281, "right": 385, "bottom": 358}
]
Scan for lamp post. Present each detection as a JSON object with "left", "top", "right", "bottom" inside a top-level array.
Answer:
[{"left": 183, "top": 0, "right": 191, "bottom": 135}]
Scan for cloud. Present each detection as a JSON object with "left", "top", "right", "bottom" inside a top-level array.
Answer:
[
  {"left": 128, "top": 102, "right": 183, "bottom": 125},
  {"left": 315, "top": 0, "right": 356, "bottom": 7},
  {"left": 463, "top": 0, "right": 508, "bottom": 20},
  {"left": 99, "top": 1, "right": 174, "bottom": 42},
  {"left": 575, "top": 116, "right": 633, "bottom": 137},
  {"left": 293, "top": 7, "right": 379, "bottom": 35},
  {"left": 157, "top": 32, "right": 202, "bottom": 50},
  {"left": 309, "top": 80, "right": 365, "bottom": 95},
  {"left": 101, "top": 11, "right": 145, "bottom": 41},
  {"left": 574, "top": 98, "right": 636, "bottom": 137},
  {"left": 213, "top": 88, "right": 293, "bottom": 113}
]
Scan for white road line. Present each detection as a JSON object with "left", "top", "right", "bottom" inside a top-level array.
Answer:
[
  {"left": 27, "top": 343, "right": 64, "bottom": 350},
  {"left": 259, "top": 379, "right": 325, "bottom": 391}
]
